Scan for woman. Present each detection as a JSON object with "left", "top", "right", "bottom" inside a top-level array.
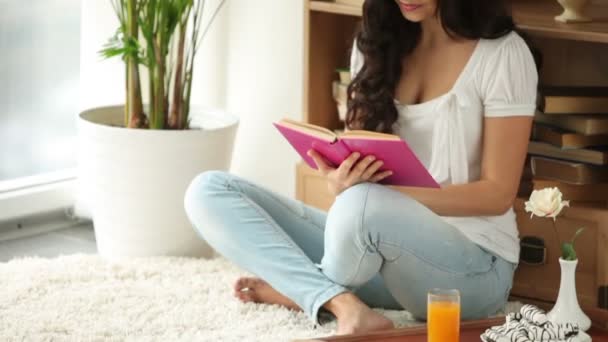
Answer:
[{"left": 184, "top": 0, "right": 538, "bottom": 335}]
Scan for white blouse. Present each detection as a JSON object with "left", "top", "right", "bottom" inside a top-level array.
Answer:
[{"left": 350, "top": 31, "right": 538, "bottom": 263}]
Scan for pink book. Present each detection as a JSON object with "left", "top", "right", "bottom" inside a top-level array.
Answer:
[{"left": 274, "top": 119, "right": 439, "bottom": 188}]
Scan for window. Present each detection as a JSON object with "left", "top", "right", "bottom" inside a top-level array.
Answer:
[{"left": 0, "top": 0, "right": 81, "bottom": 183}]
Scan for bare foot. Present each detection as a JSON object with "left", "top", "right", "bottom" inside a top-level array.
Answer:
[
  {"left": 233, "top": 277, "right": 301, "bottom": 311},
  {"left": 325, "top": 293, "right": 394, "bottom": 335},
  {"left": 335, "top": 305, "right": 394, "bottom": 335}
]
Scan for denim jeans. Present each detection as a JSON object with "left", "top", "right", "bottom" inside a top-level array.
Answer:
[{"left": 184, "top": 171, "right": 516, "bottom": 325}]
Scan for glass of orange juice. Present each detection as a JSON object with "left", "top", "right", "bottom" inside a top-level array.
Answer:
[{"left": 427, "top": 288, "right": 460, "bottom": 342}]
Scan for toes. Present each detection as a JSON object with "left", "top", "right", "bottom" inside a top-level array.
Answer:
[
  {"left": 234, "top": 278, "right": 246, "bottom": 292},
  {"left": 234, "top": 289, "right": 256, "bottom": 303},
  {"left": 234, "top": 277, "right": 259, "bottom": 292}
]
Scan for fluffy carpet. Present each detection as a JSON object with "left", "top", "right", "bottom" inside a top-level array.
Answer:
[
  {"left": 0, "top": 254, "right": 423, "bottom": 341},
  {"left": 0, "top": 254, "right": 522, "bottom": 341}
]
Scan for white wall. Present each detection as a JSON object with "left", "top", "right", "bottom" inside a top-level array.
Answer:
[
  {"left": 79, "top": 1, "right": 123, "bottom": 110},
  {"left": 79, "top": 0, "right": 304, "bottom": 202},
  {"left": 224, "top": 0, "right": 304, "bottom": 197}
]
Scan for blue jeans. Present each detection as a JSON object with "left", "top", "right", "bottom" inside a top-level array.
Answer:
[{"left": 184, "top": 171, "right": 516, "bottom": 324}]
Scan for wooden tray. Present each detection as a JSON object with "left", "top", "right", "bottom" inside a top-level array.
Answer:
[{"left": 296, "top": 317, "right": 608, "bottom": 342}]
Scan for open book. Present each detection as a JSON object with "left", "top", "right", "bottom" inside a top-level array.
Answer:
[{"left": 273, "top": 118, "right": 439, "bottom": 188}]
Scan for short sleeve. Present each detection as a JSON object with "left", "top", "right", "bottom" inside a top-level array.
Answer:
[
  {"left": 350, "top": 39, "right": 364, "bottom": 79},
  {"left": 481, "top": 33, "right": 538, "bottom": 117}
]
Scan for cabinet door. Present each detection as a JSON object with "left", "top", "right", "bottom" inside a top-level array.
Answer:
[{"left": 296, "top": 162, "right": 335, "bottom": 211}]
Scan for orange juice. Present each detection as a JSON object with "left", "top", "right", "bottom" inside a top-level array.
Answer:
[{"left": 428, "top": 301, "right": 460, "bottom": 342}]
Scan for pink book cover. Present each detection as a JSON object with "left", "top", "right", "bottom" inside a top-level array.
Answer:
[{"left": 274, "top": 122, "right": 439, "bottom": 188}]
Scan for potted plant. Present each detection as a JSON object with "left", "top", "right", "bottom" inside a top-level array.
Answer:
[
  {"left": 525, "top": 187, "right": 591, "bottom": 331},
  {"left": 77, "top": 0, "right": 237, "bottom": 258}
]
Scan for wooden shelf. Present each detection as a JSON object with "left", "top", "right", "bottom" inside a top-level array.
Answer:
[
  {"left": 512, "top": 0, "right": 608, "bottom": 44},
  {"left": 308, "top": 0, "right": 608, "bottom": 44},
  {"left": 309, "top": 1, "right": 361, "bottom": 17}
]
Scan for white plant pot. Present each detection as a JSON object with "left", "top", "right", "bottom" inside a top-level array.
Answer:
[
  {"left": 547, "top": 258, "right": 591, "bottom": 331},
  {"left": 77, "top": 105, "right": 239, "bottom": 259}
]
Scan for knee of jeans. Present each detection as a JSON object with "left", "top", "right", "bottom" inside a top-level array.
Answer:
[
  {"left": 335, "top": 182, "right": 371, "bottom": 207},
  {"left": 326, "top": 183, "right": 370, "bottom": 245},
  {"left": 183, "top": 170, "right": 231, "bottom": 229}
]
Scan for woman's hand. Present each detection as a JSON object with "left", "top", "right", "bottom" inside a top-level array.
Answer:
[{"left": 307, "top": 149, "right": 392, "bottom": 196}]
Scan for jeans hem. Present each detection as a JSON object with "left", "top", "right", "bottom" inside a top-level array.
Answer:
[{"left": 309, "top": 285, "right": 348, "bottom": 326}]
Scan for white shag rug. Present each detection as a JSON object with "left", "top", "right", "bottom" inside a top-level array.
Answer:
[
  {"left": 0, "top": 254, "right": 522, "bottom": 341},
  {"left": 0, "top": 254, "right": 421, "bottom": 341}
]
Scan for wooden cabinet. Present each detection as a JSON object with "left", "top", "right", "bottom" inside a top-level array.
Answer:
[
  {"left": 296, "top": 162, "right": 334, "bottom": 211},
  {"left": 513, "top": 199, "right": 608, "bottom": 309}
]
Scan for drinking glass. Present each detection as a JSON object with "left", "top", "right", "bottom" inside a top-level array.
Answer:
[{"left": 427, "top": 288, "right": 460, "bottom": 342}]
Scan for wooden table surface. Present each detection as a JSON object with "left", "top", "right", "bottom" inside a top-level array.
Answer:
[{"left": 296, "top": 317, "right": 608, "bottom": 342}]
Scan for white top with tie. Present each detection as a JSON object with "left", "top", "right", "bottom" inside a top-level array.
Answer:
[{"left": 350, "top": 31, "right": 538, "bottom": 263}]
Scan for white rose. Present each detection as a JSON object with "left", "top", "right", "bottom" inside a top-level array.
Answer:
[{"left": 525, "top": 187, "right": 570, "bottom": 220}]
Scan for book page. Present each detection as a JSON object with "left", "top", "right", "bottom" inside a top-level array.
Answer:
[
  {"left": 278, "top": 119, "right": 337, "bottom": 142},
  {"left": 340, "top": 130, "right": 401, "bottom": 141}
]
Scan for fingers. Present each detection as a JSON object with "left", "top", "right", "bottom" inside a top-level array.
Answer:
[
  {"left": 361, "top": 159, "right": 384, "bottom": 180},
  {"left": 307, "top": 149, "right": 333, "bottom": 174},
  {"left": 308, "top": 149, "right": 393, "bottom": 190},
  {"left": 348, "top": 155, "right": 380, "bottom": 182},
  {"left": 346, "top": 155, "right": 371, "bottom": 182},
  {"left": 369, "top": 170, "right": 393, "bottom": 183},
  {"left": 337, "top": 152, "right": 361, "bottom": 178}
]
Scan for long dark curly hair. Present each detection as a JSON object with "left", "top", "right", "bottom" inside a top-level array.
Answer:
[{"left": 347, "top": 0, "right": 540, "bottom": 133}]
